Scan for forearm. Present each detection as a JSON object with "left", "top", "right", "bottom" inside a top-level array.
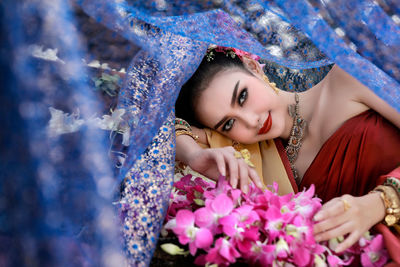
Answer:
[{"left": 175, "top": 134, "right": 203, "bottom": 164}]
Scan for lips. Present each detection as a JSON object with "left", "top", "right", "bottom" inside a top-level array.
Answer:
[{"left": 258, "top": 112, "right": 272, "bottom": 135}]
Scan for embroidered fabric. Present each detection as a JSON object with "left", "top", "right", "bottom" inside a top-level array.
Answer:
[{"left": 1, "top": 0, "right": 399, "bottom": 266}]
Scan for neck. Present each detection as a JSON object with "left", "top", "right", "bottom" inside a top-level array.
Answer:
[{"left": 279, "top": 87, "right": 319, "bottom": 140}]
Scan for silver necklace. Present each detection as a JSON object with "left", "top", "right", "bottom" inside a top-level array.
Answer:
[{"left": 285, "top": 93, "right": 307, "bottom": 185}]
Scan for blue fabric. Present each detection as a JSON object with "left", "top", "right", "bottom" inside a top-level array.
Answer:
[{"left": 1, "top": 0, "right": 399, "bottom": 266}]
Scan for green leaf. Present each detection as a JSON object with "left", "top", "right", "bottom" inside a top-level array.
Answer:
[
  {"left": 160, "top": 243, "right": 189, "bottom": 256},
  {"left": 193, "top": 198, "right": 205, "bottom": 206}
]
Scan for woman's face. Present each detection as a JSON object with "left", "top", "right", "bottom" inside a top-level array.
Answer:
[{"left": 195, "top": 68, "right": 287, "bottom": 144}]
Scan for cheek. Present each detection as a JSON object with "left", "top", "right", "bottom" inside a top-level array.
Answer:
[{"left": 228, "top": 127, "right": 258, "bottom": 144}]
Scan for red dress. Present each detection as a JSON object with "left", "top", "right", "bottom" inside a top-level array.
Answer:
[{"left": 299, "top": 109, "right": 400, "bottom": 265}]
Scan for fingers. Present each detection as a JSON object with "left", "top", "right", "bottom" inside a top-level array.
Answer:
[
  {"left": 208, "top": 146, "right": 262, "bottom": 193},
  {"left": 213, "top": 153, "right": 226, "bottom": 177},
  {"left": 335, "top": 231, "right": 361, "bottom": 253},
  {"left": 313, "top": 211, "right": 348, "bottom": 236},
  {"left": 249, "top": 168, "right": 263, "bottom": 189},
  {"left": 314, "top": 220, "right": 352, "bottom": 242},
  {"left": 238, "top": 160, "right": 249, "bottom": 193},
  {"left": 314, "top": 196, "right": 350, "bottom": 222}
]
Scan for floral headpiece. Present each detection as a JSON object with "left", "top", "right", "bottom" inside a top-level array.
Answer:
[{"left": 205, "top": 44, "right": 261, "bottom": 62}]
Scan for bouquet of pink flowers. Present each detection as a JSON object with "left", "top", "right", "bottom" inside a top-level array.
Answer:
[{"left": 161, "top": 174, "right": 388, "bottom": 267}]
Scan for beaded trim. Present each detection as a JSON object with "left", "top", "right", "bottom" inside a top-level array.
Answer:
[
  {"left": 384, "top": 177, "right": 400, "bottom": 195},
  {"left": 285, "top": 93, "right": 307, "bottom": 185}
]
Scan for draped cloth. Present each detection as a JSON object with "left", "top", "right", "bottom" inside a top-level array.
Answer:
[
  {"left": 1, "top": 0, "right": 400, "bottom": 266},
  {"left": 300, "top": 109, "right": 400, "bottom": 265},
  {"left": 300, "top": 110, "right": 400, "bottom": 202}
]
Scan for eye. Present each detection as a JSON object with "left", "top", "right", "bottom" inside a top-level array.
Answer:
[
  {"left": 238, "top": 88, "right": 248, "bottom": 106},
  {"left": 222, "top": 118, "right": 235, "bottom": 131}
]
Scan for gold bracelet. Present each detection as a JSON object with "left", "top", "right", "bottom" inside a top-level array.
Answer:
[
  {"left": 174, "top": 118, "right": 192, "bottom": 131},
  {"left": 175, "top": 129, "right": 199, "bottom": 141},
  {"left": 175, "top": 124, "right": 191, "bottom": 132},
  {"left": 384, "top": 177, "right": 400, "bottom": 196},
  {"left": 371, "top": 185, "right": 400, "bottom": 226}
]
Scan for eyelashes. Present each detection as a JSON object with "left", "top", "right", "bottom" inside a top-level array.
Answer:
[
  {"left": 222, "top": 88, "right": 248, "bottom": 131},
  {"left": 238, "top": 88, "right": 247, "bottom": 106}
]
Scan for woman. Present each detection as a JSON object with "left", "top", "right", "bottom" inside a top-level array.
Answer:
[{"left": 174, "top": 46, "right": 400, "bottom": 261}]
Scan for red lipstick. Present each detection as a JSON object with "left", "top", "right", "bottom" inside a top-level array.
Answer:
[{"left": 258, "top": 112, "right": 272, "bottom": 135}]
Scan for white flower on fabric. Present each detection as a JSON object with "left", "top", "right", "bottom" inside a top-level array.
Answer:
[
  {"left": 89, "top": 108, "right": 126, "bottom": 131},
  {"left": 47, "top": 107, "right": 130, "bottom": 146},
  {"left": 87, "top": 60, "right": 110, "bottom": 70},
  {"left": 31, "top": 45, "right": 65, "bottom": 64},
  {"left": 47, "top": 107, "right": 85, "bottom": 137}
]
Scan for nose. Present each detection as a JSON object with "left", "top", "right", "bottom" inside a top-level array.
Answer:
[{"left": 240, "top": 110, "right": 259, "bottom": 128}]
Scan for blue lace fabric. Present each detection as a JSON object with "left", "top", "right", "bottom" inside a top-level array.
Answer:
[{"left": 1, "top": 0, "right": 399, "bottom": 266}]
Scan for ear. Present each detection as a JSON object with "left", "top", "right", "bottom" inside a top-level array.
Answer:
[{"left": 241, "top": 56, "right": 264, "bottom": 77}]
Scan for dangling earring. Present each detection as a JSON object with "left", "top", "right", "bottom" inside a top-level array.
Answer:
[{"left": 263, "top": 75, "right": 279, "bottom": 94}]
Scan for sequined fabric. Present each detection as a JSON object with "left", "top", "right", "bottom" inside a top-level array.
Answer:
[{"left": 1, "top": 0, "right": 399, "bottom": 266}]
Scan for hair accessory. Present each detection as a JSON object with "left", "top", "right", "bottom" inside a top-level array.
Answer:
[
  {"left": 206, "top": 45, "right": 261, "bottom": 62},
  {"left": 285, "top": 93, "right": 307, "bottom": 184},
  {"left": 370, "top": 185, "right": 400, "bottom": 226},
  {"left": 263, "top": 74, "right": 279, "bottom": 94}
]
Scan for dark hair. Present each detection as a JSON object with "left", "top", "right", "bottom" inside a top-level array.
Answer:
[{"left": 175, "top": 51, "right": 252, "bottom": 128}]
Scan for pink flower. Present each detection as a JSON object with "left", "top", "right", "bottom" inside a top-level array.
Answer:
[
  {"left": 360, "top": 235, "right": 388, "bottom": 267},
  {"left": 292, "top": 246, "right": 312, "bottom": 267},
  {"left": 293, "top": 184, "right": 322, "bottom": 218},
  {"left": 248, "top": 241, "right": 276, "bottom": 266},
  {"left": 232, "top": 47, "right": 261, "bottom": 61},
  {"left": 195, "top": 193, "right": 234, "bottom": 230},
  {"left": 205, "top": 237, "right": 241, "bottom": 266},
  {"left": 327, "top": 254, "right": 354, "bottom": 267},
  {"left": 172, "top": 209, "right": 213, "bottom": 255}
]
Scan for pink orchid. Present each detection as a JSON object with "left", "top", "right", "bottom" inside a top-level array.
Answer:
[
  {"left": 196, "top": 193, "right": 234, "bottom": 228},
  {"left": 292, "top": 246, "right": 313, "bottom": 267},
  {"left": 172, "top": 209, "right": 213, "bottom": 255},
  {"left": 327, "top": 254, "right": 354, "bottom": 267},
  {"left": 294, "top": 185, "right": 322, "bottom": 218},
  {"left": 165, "top": 175, "right": 389, "bottom": 267},
  {"left": 248, "top": 241, "right": 276, "bottom": 266},
  {"left": 205, "top": 237, "right": 241, "bottom": 266},
  {"left": 262, "top": 205, "right": 293, "bottom": 240},
  {"left": 360, "top": 235, "right": 388, "bottom": 267},
  {"left": 203, "top": 176, "right": 233, "bottom": 200},
  {"left": 275, "top": 237, "right": 290, "bottom": 258}
]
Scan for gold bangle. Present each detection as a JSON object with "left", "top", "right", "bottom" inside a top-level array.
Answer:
[
  {"left": 175, "top": 129, "right": 199, "bottom": 141},
  {"left": 371, "top": 185, "right": 400, "bottom": 226},
  {"left": 384, "top": 177, "right": 400, "bottom": 196},
  {"left": 174, "top": 118, "right": 192, "bottom": 131},
  {"left": 175, "top": 124, "right": 191, "bottom": 132}
]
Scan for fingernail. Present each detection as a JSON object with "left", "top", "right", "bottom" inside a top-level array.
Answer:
[
  {"left": 335, "top": 246, "right": 343, "bottom": 254},
  {"left": 243, "top": 185, "right": 248, "bottom": 194},
  {"left": 314, "top": 213, "right": 322, "bottom": 221},
  {"left": 232, "top": 180, "right": 237, "bottom": 189}
]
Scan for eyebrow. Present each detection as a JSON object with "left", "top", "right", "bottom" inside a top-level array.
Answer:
[{"left": 213, "top": 80, "right": 240, "bottom": 129}]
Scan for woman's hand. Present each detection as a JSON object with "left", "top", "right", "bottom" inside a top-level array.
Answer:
[
  {"left": 186, "top": 146, "right": 263, "bottom": 193},
  {"left": 313, "top": 193, "right": 386, "bottom": 252}
]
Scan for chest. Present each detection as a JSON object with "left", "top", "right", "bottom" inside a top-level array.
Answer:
[{"left": 293, "top": 89, "right": 369, "bottom": 181}]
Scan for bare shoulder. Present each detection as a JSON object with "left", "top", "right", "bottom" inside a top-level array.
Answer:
[{"left": 330, "top": 65, "right": 400, "bottom": 129}]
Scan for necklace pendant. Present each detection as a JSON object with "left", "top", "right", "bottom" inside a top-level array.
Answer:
[{"left": 285, "top": 93, "right": 307, "bottom": 185}]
